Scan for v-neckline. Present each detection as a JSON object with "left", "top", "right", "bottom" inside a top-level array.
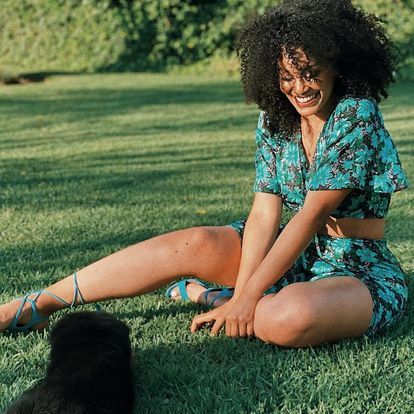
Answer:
[
  {"left": 297, "top": 113, "right": 332, "bottom": 173},
  {"left": 297, "top": 97, "right": 340, "bottom": 173}
]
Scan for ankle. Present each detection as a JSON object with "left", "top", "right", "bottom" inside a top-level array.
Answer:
[{"left": 35, "top": 293, "right": 67, "bottom": 316}]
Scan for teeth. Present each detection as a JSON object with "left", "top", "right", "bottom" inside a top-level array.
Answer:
[{"left": 296, "top": 93, "right": 318, "bottom": 103}]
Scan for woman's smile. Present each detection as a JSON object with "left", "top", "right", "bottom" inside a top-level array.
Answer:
[
  {"left": 294, "top": 91, "right": 321, "bottom": 107},
  {"left": 279, "top": 49, "right": 336, "bottom": 121}
]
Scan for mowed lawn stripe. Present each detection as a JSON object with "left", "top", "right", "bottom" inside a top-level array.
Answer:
[{"left": 0, "top": 74, "right": 412, "bottom": 413}]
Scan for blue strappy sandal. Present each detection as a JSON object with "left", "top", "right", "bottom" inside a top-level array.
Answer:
[
  {"left": 8, "top": 272, "right": 85, "bottom": 333},
  {"left": 202, "top": 287, "right": 234, "bottom": 308},
  {"left": 165, "top": 278, "right": 208, "bottom": 301}
]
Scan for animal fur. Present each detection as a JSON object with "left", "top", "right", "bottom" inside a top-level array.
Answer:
[{"left": 5, "top": 311, "right": 135, "bottom": 414}]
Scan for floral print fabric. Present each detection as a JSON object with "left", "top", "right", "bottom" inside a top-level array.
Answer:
[
  {"left": 226, "top": 98, "right": 409, "bottom": 336},
  {"left": 228, "top": 220, "right": 408, "bottom": 336},
  {"left": 253, "top": 96, "right": 408, "bottom": 218}
]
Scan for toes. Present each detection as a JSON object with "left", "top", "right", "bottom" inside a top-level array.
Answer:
[
  {"left": 170, "top": 288, "right": 180, "bottom": 300},
  {"left": 168, "top": 282, "right": 209, "bottom": 303}
]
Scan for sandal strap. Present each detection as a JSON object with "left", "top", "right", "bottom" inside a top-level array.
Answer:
[
  {"left": 71, "top": 272, "right": 85, "bottom": 307},
  {"left": 30, "top": 272, "right": 85, "bottom": 309},
  {"left": 165, "top": 278, "right": 208, "bottom": 301},
  {"left": 203, "top": 287, "right": 234, "bottom": 308},
  {"left": 9, "top": 272, "right": 87, "bottom": 332},
  {"left": 178, "top": 280, "right": 189, "bottom": 301},
  {"left": 11, "top": 293, "right": 31, "bottom": 330},
  {"left": 42, "top": 290, "right": 71, "bottom": 307},
  {"left": 10, "top": 292, "right": 50, "bottom": 331}
]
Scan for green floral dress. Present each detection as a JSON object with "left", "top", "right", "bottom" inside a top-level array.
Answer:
[{"left": 229, "top": 96, "right": 409, "bottom": 336}]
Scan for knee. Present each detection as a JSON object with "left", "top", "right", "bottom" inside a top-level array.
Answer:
[
  {"left": 184, "top": 226, "right": 219, "bottom": 255},
  {"left": 254, "top": 285, "right": 317, "bottom": 348}
]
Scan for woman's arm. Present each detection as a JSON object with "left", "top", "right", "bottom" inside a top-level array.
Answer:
[
  {"left": 242, "top": 188, "right": 353, "bottom": 301},
  {"left": 191, "top": 188, "right": 352, "bottom": 337},
  {"left": 232, "top": 192, "right": 283, "bottom": 300}
]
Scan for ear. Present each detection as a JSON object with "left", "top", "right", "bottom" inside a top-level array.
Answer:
[{"left": 4, "top": 388, "right": 38, "bottom": 414}]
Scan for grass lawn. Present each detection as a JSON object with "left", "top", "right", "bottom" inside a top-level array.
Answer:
[{"left": 0, "top": 73, "right": 413, "bottom": 413}]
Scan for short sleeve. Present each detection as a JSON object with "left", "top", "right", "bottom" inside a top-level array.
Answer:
[
  {"left": 307, "top": 98, "right": 408, "bottom": 193},
  {"left": 252, "top": 112, "right": 281, "bottom": 195}
]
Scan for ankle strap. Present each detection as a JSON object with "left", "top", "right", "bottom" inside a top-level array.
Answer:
[
  {"left": 40, "top": 272, "right": 85, "bottom": 308},
  {"left": 71, "top": 272, "right": 85, "bottom": 307}
]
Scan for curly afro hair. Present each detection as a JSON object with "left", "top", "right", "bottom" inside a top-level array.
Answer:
[{"left": 236, "top": 0, "right": 396, "bottom": 137}]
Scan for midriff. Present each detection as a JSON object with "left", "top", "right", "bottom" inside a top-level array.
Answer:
[{"left": 317, "top": 217, "right": 385, "bottom": 240}]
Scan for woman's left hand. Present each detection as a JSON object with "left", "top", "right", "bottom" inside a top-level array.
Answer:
[{"left": 190, "top": 295, "right": 260, "bottom": 338}]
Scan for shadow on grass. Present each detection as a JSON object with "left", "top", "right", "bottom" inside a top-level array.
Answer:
[
  {"left": 0, "top": 71, "right": 80, "bottom": 85},
  {"left": 132, "top": 337, "right": 285, "bottom": 413},
  {"left": 130, "top": 320, "right": 412, "bottom": 414},
  {"left": 0, "top": 135, "right": 253, "bottom": 210},
  {"left": 0, "top": 114, "right": 254, "bottom": 150},
  {"left": 0, "top": 79, "right": 244, "bottom": 129}
]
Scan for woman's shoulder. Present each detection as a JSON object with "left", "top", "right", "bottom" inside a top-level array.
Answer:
[
  {"left": 256, "top": 111, "right": 288, "bottom": 145},
  {"left": 333, "top": 95, "right": 382, "bottom": 124},
  {"left": 323, "top": 95, "right": 389, "bottom": 149},
  {"left": 256, "top": 111, "right": 293, "bottom": 144}
]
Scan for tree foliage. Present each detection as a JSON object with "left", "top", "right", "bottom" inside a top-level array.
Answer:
[{"left": 0, "top": 0, "right": 413, "bottom": 79}]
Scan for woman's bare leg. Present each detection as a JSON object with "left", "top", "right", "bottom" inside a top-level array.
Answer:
[
  {"left": 253, "top": 276, "right": 373, "bottom": 347},
  {"left": 0, "top": 226, "right": 241, "bottom": 331}
]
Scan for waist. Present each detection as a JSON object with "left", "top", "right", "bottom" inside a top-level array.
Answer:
[{"left": 317, "top": 217, "right": 385, "bottom": 240}]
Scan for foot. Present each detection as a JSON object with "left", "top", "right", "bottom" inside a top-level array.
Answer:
[
  {"left": 0, "top": 296, "right": 50, "bottom": 332},
  {"left": 169, "top": 282, "right": 232, "bottom": 308},
  {"left": 2, "top": 273, "right": 85, "bottom": 333}
]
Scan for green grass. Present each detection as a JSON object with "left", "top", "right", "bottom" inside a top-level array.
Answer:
[{"left": 0, "top": 74, "right": 413, "bottom": 413}]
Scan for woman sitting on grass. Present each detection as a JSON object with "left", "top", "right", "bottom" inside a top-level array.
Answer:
[{"left": 0, "top": 0, "right": 409, "bottom": 347}]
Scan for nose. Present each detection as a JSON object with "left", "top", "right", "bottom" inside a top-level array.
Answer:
[{"left": 293, "top": 77, "right": 308, "bottom": 96}]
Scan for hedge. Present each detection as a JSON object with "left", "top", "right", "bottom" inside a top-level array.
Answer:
[
  {"left": 0, "top": 0, "right": 127, "bottom": 72},
  {"left": 0, "top": 0, "right": 413, "bottom": 79}
]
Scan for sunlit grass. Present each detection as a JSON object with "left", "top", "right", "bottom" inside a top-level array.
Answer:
[{"left": 0, "top": 74, "right": 413, "bottom": 413}]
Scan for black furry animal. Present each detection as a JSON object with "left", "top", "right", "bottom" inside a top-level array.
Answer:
[{"left": 6, "top": 311, "right": 135, "bottom": 414}]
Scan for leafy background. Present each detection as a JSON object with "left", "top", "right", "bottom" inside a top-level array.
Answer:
[{"left": 0, "top": 0, "right": 413, "bottom": 78}]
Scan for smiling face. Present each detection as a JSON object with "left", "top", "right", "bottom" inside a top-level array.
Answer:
[{"left": 279, "top": 49, "right": 336, "bottom": 121}]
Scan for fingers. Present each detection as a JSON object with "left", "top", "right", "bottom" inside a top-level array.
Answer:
[
  {"left": 191, "top": 312, "right": 225, "bottom": 336},
  {"left": 210, "top": 319, "right": 224, "bottom": 336},
  {"left": 229, "top": 322, "right": 253, "bottom": 338},
  {"left": 226, "top": 319, "right": 239, "bottom": 338},
  {"left": 191, "top": 311, "right": 213, "bottom": 333},
  {"left": 191, "top": 310, "right": 225, "bottom": 336},
  {"left": 191, "top": 311, "right": 255, "bottom": 338},
  {"left": 247, "top": 322, "right": 255, "bottom": 338},
  {"left": 236, "top": 323, "right": 244, "bottom": 338}
]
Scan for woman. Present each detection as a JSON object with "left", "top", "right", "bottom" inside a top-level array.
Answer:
[{"left": 1, "top": 0, "right": 408, "bottom": 347}]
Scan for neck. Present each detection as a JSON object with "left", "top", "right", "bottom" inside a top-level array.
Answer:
[{"left": 301, "top": 116, "right": 325, "bottom": 136}]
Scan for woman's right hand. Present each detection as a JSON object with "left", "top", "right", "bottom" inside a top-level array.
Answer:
[{"left": 190, "top": 293, "right": 260, "bottom": 338}]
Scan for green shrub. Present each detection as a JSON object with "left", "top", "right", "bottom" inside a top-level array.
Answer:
[
  {"left": 355, "top": 0, "right": 414, "bottom": 80},
  {"left": 110, "top": 0, "right": 276, "bottom": 71},
  {"left": 163, "top": 0, "right": 414, "bottom": 80},
  {"left": 0, "top": 0, "right": 127, "bottom": 72},
  {"left": 0, "top": 0, "right": 413, "bottom": 79}
]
